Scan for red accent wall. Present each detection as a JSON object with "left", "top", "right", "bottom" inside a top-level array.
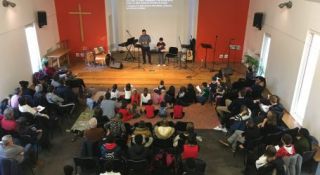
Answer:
[
  {"left": 54, "top": 0, "right": 107, "bottom": 55},
  {"left": 196, "top": 0, "right": 249, "bottom": 63}
]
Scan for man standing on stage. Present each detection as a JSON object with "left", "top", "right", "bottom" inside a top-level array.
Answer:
[{"left": 139, "top": 29, "right": 152, "bottom": 64}]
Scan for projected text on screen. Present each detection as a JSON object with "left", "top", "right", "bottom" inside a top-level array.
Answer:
[{"left": 126, "top": 0, "right": 173, "bottom": 10}]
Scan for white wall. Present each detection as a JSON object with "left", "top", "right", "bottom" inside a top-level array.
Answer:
[
  {"left": 244, "top": 0, "right": 320, "bottom": 140},
  {"left": 0, "top": 0, "right": 59, "bottom": 99},
  {"left": 107, "top": 0, "right": 198, "bottom": 50}
]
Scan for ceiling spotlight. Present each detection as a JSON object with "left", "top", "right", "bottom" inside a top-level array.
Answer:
[
  {"left": 2, "top": 0, "right": 16, "bottom": 8},
  {"left": 279, "top": 1, "right": 292, "bottom": 9}
]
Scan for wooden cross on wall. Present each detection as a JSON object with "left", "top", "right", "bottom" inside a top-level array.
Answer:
[{"left": 69, "top": 4, "right": 91, "bottom": 42}]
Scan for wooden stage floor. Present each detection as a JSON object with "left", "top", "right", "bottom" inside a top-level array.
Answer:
[{"left": 70, "top": 53, "right": 246, "bottom": 89}]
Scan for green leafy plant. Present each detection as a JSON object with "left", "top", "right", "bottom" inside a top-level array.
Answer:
[{"left": 244, "top": 54, "right": 263, "bottom": 75}]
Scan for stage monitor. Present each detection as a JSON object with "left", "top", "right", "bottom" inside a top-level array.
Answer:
[{"left": 253, "top": 12, "right": 263, "bottom": 30}]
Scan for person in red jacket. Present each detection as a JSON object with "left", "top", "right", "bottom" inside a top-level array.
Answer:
[
  {"left": 170, "top": 100, "right": 185, "bottom": 119},
  {"left": 118, "top": 102, "right": 133, "bottom": 122},
  {"left": 131, "top": 89, "right": 140, "bottom": 105},
  {"left": 144, "top": 100, "right": 158, "bottom": 119},
  {"left": 182, "top": 134, "right": 199, "bottom": 160},
  {"left": 276, "top": 134, "right": 296, "bottom": 158}
]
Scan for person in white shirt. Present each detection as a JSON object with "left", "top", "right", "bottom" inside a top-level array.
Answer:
[
  {"left": 124, "top": 83, "right": 132, "bottom": 103},
  {"left": 110, "top": 84, "right": 119, "bottom": 100},
  {"left": 140, "top": 88, "right": 151, "bottom": 106},
  {"left": 255, "top": 145, "right": 285, "bottom": 174},
  {"left": 18, "top": 97, "right": 49, "bottom": 119}
]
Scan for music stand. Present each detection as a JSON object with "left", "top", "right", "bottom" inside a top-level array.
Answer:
[
  {"left": 223, "top": 44, "right": 241, "bottom": 75},
  {"left": 134, "top": 43, "right": 142, "bottom": 69},
  {"left": 201, "top": 43, "right": 212, "bottom": 68}
]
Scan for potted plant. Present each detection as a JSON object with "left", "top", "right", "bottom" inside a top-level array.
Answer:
[{"left": 243, "top": 54, "right": 263, "bottom": 75}]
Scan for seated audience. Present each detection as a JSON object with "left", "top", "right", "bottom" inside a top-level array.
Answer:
[
  {"left": 55, "top": 81, "right": 76, "bottom": 104},
  {"left": 132, "top": 121, "right": 153, "bottom": 147},
  {"left": 256, "top": 145, "right": 285, "bottom": 175},
  {"left": 19, "top": 80, "right": 35, "bottom": 97},
  {"left": 258, "top": 111, "right": 281, "bottom": 136},
  {"left": 170, "top": 100, "right": 185, "bottom": 119},
  {"left": 185, "top": 84, "right": 197, "bottom": 105},
  {"left": 10, "top": 87, "right": 21, "bottom": 109},
  {"left": 176, "top": 86, "right": 188, "bottom": 106},
  {"left": 33, "top": 84, "right": 48, "bottom": 107},
  {"left": 84, "top": 118, "right": 105, "bottom": 142},
  {"left": 93, "top": 107, "right": 109, "bottom": 128},
  {"left": 46, "top": 85, "right": 64, "bottom": 105},
  {"left": 227, "top": 105, "right": 252, "bottom": 133},
  {"left": 100, "top": 135, "right": 122, "bottom": 161},
  {"left": 104, "top": 113, "right": 126, "bottom": 139},
  {"left": 100, "top": 92, "right": 116, "bottom": 119},
  {"left": 0, "top": 98, "right": 9, "bottom": 114},
  {"left": 182, "top": 135, "right": 200, "bottom": 160},
  {"left": 86, "top": 92, "right": 95, "bottom": 110},
  {"left": 196, "top": 82, "right": 209, "bottom": 105},
  {"left": 124, "top": 83, "right": 132, "bottom": 103},
  {"left": 127, "top": 134, "right": 152, "bottom": 161},
  {"left": 131, "top": 89, "right": 140, "bottom": 105},
  {"left": 18, "top": 97, "right": 49, "bottom": 119},
  {"left": 153, "top": 120, "right": 175, "bottom": 149},
  {"left": 110, "top": 84, "right": 119, "bottom": 100},
  {"left": 251, "top": 76, "right": 266, "bottom": 99},
  {"left": 1, "top": 108, "right": 17, "bottom": 132},
  {"left": 157, "top": 80, "right": 166, "bottom": 93},
  {"left": 165, "top": 85, "right": 176, "bottom": 107},
  {"left": 158, "top": 101, "right": 167, "bottom": 118},
  {"left": 118, "top": 102, "right": 133, "bottom": 122},
  {"left": 144, "top": 100, "right": 158, "bottom": 119},
  {"left": 100, "top": 160, "right": 121, "bottom": 175},
  {"left": 0, "top": 135, "right": 35, "bottom": 165},
  {"left": 276, "top": 134, "right": 296, "bottom": 158},
  {"left": 152, "top": 89, "right": 161, "bottom": 105},
  {"left": 43, "top": 61, "right": 56, "bottom": 78},
  {"left": 141, "top": 88, "right": 151, "bottom": 106},
  {"left": 294, "top": 128, "right": 311, "bottom": 155},
  {"left": 174, "top": 122, "right": 202, "bottom": 153},
  {"left": 219, "top": 119, "right": 260, "bottom": 152}
]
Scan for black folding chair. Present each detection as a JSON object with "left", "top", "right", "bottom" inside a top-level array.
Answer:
[
  {"left": 126, "top": 159, "right": 149, "bottom": 175},
  {"left": 165, "top": 47, "right": 179, "bottom": 65}
]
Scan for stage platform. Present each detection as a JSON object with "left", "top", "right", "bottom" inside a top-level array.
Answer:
[{"left": 70, "top": 52, "right": 246, "bottom": 89}]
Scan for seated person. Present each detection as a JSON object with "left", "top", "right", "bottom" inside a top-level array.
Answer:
[
  {"left": 165, "top": 86, "right": 176, "bottom": 107},
  {"left": 86, "top": 92, "right": 95, "bottom": 110},
  {"left": 11, "top": 87, "right": 22, "bottom": 109},
  {"left": 174, "top": 122, "right": 202, "bottom": 153},
  {"left": 104, "top": 113, "right": 126, "bottom": 139},
  {"left": 257, "top": 95, "right": 284, "bottom": 124},
  {"left": 132, "top": 121, "right": 153, "bottom": 147},
  {"left": 46, "top": 85, "right": 64, "bottom": 105},
  {"left": 110, "top": 84, "right": 119, "bottom": 100},
  {"left": 124, "top": 83, "right": 132, "bottom": 103},
  {"left": 227, "top": 105, "right": 252, "bottom": 133},
  {"left": 43, "top": 61, "right": 56, "bottom": 78},
  {"left": 176, "top": 86, "right": 188, "bottom": 106},
  {"left": 118, "top": 102, "right": 133, "bottom": 122},
  {"left": 0, "top": 98, "right": 9, "bottom": 114},
  {"left": 18, "top": 97, "right": 49, "bottom": 119},
  {"left": 100, "top": 160, "right": 121, "bottom": 175},
  {"left": 258, "top": 111, "right": 281, "bottom": 137},
  {"left": 0, "top": 135, "right": 35, "bottom": 165},
  {"left": 19, "top": 80, "right": 35, "bottom": 97},
  {"left": 219, "top": 119, "right": 260, "bottom": 152},
  {"left": 157, "top": 80, "right": 166, "bottom": 93},
  {"left": 256, "top": 145, "right": 285, "bottom": 175},
  {"left": 93, "top": 107, "right": 109, "bottom": 128},
  {"left": 294, "top": 128, "right": 311, "bottom": 155},
  {"left": 84, "top": 118, "right": 105, "bottom": 142},
  {"left": 131, "top": 89, "right": 140, "bottom": 105},
  {"left": 140, "top": 88, "right": 151, "bottom": 106},
  {"left": 251, "top": 76, "right": 266, "bottom": 99},
  {"left": 100, "top": 135, "right": 122, "bottom": 161},
  {"left": 33, "top": 84, "right": 48, "bottom": 107},
  {"left": 127, "top": 134, "right": 152, "bottom": 161},
  {"left": 196, "top": 82, "right": 209, "bottom": 105},
  {"left": 1, "top": 108, "right": 17, "bottom": 132},
  {"left": 182, "top": 135, "right": 200, "bottom": 160},
  {"left": 185, "top": 84, "right": 197, "bottom": 105},
  {"left": 55, "top": 81, "right": 77, "bottom": 104},
  {"left": 153, "top": 120, "right": 175, "bottom": 149},
  {"left": 144, "top": 100, "right": 158, "bottom": 119},
  {"left": 152, "top": 89, "right": 161, "bottom": 105},
  {"left": 170, "top": 100, "right": 185, "bottom": 119},
  {"left": 276, "top": 134, "right": 296, "bottom": 158},
  {"left": 158, "top": 101, "right": 167, "bottom": 118},
  {"left": 100, "top": 92, "right": 116, "bottom": 119}
]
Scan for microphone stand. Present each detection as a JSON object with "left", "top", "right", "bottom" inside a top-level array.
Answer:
[{"left": 210, "top": 35, "right": 218, "bottom": 72}]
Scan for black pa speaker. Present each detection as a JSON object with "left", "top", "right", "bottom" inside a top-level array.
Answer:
[
  {"left": 253, "top": 12, "right": 263, "bottom": 30},
  {"left": 38, "top": 11, "right": 47, "bottom": 28},
  {"left": 109, "top": 62, "right": 123, "bottom": 69}
]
